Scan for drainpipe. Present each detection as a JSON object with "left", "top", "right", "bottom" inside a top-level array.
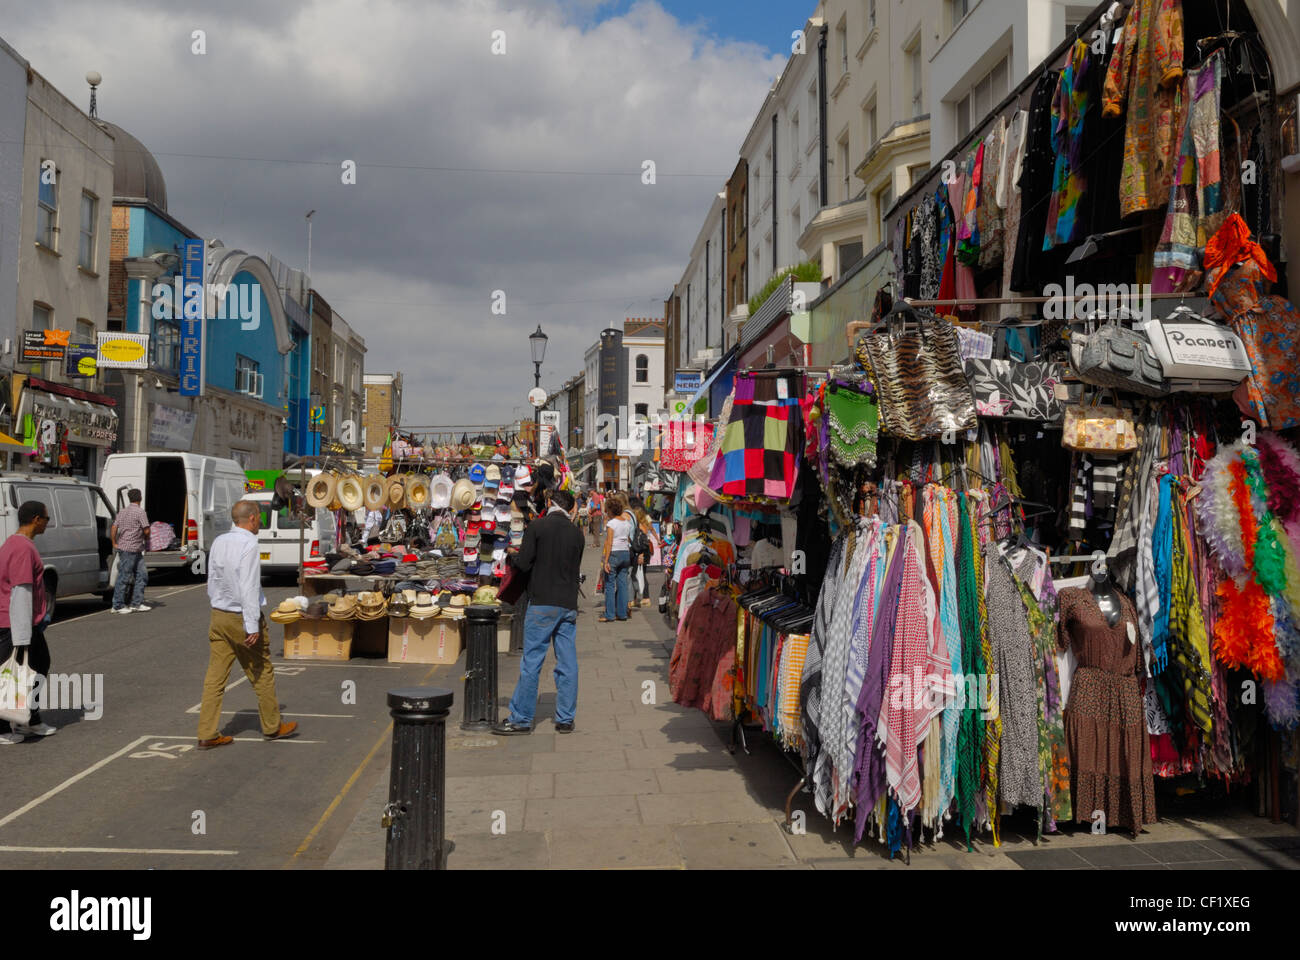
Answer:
[{"left": 818, "top": 24, "right": 828, "bottom": 208}]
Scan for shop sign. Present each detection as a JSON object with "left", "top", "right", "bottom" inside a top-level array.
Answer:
[
  {"left": 22, "top": 329, "right": 68, "bottom": 363},
  {"left": 31, "top": 397, "right": 117, "bottom": 444},
  {"left": 97, "top": 332, "right": 150, "bottom": 369},
  {"left": 231, "top": 407, "right": 259, "bottom": 442},
  {"left": 674, "top": 371, "right": 702, "bottom": 394},
  {"left": 149, "top": 404, "right": 196, "bottom": 451},
  {"left": 65, "top": 343, "right": 98, "bottom": 378},
  {"left": 179, "top": 238, "right": 205, "bottom": 396}
]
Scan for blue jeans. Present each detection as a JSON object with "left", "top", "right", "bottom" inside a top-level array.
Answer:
[
  {"left": 113, "top": 550, "right": 148, "bottom": 609},
  {"left": 604, "top": 550, "right": 631, "bottom": 620},
  {"left": 506, "top": 604, "right": 578, "bottom": 727}
]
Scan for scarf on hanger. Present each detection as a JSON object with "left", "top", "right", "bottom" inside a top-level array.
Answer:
[
  {"left": 1204, "top": 213, "right": 1276, "bottom": 301},
  {"left": 1151, "top": 474, "right": 1174, "bottom": 674}
]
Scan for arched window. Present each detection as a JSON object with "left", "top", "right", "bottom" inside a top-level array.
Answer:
[{"left": 635, "top": 354, "right": 649, "bottom": 383}]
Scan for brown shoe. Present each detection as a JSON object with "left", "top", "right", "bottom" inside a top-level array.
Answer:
[
  {"left": 198, "top": 734, "right": 233, "bottom": 750},
  {"left": 264, "top": 721, "right": 299, "bottom": 741}
]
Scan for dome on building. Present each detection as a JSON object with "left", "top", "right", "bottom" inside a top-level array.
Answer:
[{"left": 99, "top": 121, "right": 168, "bottom": 211}]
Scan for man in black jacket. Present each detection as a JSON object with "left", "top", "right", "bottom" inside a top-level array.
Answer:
[{"left": 494, "top": 488, "right": 584, "bottom": 735}]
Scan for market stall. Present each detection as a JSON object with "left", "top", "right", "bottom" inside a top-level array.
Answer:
[
  {"left": 652, "top": 0, "right": 1300, "bottom": 857},
  {"left": 265, "top": 432, "right": 577, "bottom": 664}
]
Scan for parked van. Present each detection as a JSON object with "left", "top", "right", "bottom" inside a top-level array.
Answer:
[
  {"left": 0, "top": 473, "right": 116, "bottom": 613},
  {"left": 245, "top": 491, "right": 337, "bottom": 575},
  {"left": 97, "top": 453, "right": 249, "bottom": 571}
]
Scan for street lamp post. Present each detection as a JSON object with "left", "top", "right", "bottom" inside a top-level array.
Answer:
[{"left": 528, "top": 324, "right": 547, "bottom": 455}]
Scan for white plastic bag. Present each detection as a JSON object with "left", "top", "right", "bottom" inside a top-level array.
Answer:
[{"left": 0, "top": 648, "right": 35, "bottom": 725}]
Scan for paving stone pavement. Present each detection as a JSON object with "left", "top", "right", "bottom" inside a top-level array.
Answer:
[{"left": 323, "top": 555, "right": 1300, "bottom": 870}]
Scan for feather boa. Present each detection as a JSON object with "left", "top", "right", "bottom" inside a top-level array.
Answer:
[
  {"left": 1263, "top": 670, "right": 1300, "bottom": 730},
  {"left": 1258, "top": 432, "right": 1300, "bottom": 549},
  {"left": 1243, "top": 448, "right": 1289, "bottom": 596},
  {"left": 1215, "top": 577, "right": 1283, "bottom": 680},
  {"left": 1198, "top": 446, "right": 1247, "bottom": 575}
]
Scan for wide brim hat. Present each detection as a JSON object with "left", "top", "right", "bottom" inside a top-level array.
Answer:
[
  {"left": 472, "top": 585, "right": 500, "bottom": 606},
  {"left": 337, "top": 474, "right": 365, "bottom": 512},
  {"left": 405, "top": 473, "right": 432, "bottom": 508},
  {"left": 363, "top": 474, "right": 388, "bottom": 510},
  {"left": 269, "top": 598, "right": 303, "bottom": 624},
  {"left": 450, "top": 478, "right": 477, "bottom": 512},
  {"left": 273, "top": 475, "right": 296, "bottom": 503},
  {"left": 327, "top": 595, "right": 358, "bottom": 620},
  {"left": 429, "top": 473, "right": 453, "bottom": 509},
  {"left": 388, "top": 597, "right": 411, "bottom": 618},
  {"left": 355, "top": 591, "right": 387, "bottom": 620},
  {"left": 409, "top": 591, "right": 438, "bottom": 618},
  {"left": 305, "top": 472, "right": 337, "bottom": 509},
  {"left": 386, "top": 476, "right": 407, "bottom": 508}
]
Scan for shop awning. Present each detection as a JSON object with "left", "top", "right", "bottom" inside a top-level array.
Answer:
[
  {"left": 684, "top": 347, "right": 738, "bottom": 415},
  {"left": 21, "top": 389, "right": 120, "bottom": 448},
  {"left": 0, "top": 431, "right": 29, "bottom": 451}
]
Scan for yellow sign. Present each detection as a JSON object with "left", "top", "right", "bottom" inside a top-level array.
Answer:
[
  {"left": 99, "top": 338, "right": 146, "bottom": 363},
  {"left": 77, "top": 355, "right": 98, "bottom": 376}
]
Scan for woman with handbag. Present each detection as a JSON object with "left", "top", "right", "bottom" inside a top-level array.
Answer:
[{"left": 599, "top": 494, "right": 633, "bottom": 623}]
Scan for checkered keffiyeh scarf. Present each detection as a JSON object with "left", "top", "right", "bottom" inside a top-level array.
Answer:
[{"left": 800, "top": 535, "right": 847, "bottom": 769}]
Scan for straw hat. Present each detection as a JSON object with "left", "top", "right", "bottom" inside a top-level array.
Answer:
[
  {"left": 405, "top": 473, "right": 432, "bottom": 508},
  {"left": 269, "top": 598, "right": 303, "bottom": 624},
  {"left": 409, "top": 591, "right": 438, "bottom": 619},
  {"left": 472, "top": 585, "right": 500, "bottom": 606},
  {"left": 327, "top": 595, "right": 358, "bottom": 620},
  {"left": 305, "top": 472, "right": 337, "bottom": 509},
  {"left": 337, "top": 474, "right": 365, "bottom": 512},
  {"left": 359, "top": 474, "right": 385, "bottom": 511},
  {"left": 449, "top": 593, "right": 470, "bottom": 608},
  {"left": 355, "top": 591, "right": 387, "bottom": 621},
  {"left": 386, "top": 475, "right": 407, "bottom": 508},
  {"left": 450, "top": 478, "right": 477, "bottom": 513}
]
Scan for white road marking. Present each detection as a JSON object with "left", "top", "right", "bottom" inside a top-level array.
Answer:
[
  {"left": 0, "top": 845, "right": 238, "bottom": 855},
  {"left": 146, "top": 734, "right": 325, "bottom": 743},
  {"left": 0, "top": 735, "right": 151, "bottom": 830},
  {"left": 209, "top": 711, "right": 354, "bottom": 719},
  {"left": 52, "top": 583, "right": 207, "bottom": 625}
]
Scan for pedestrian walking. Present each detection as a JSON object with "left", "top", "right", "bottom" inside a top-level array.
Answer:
[
  {"left": 196, "top": 500, "right": 298, "bottom": 750},
  {"left": 598, "top": 493, "right": 633, "bottom": 623},
  {"left": 493, "top": 487, "right": 584, "bottom": 735},
  {"left": 0, "top": 501, "right": 56, "bottom": 744},
  {"left": 110, "top": 488, "right": 151, "bottom": 614}
]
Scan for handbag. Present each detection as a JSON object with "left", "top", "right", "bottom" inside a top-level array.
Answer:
[
  {"left": 1061, "top": 394, "right": 1138, "bottom": 454},
  {"left": 963, "top": 358, "right": 1068, "bottom": 421},
  {"left": 1142, "top": 306, "right": 1252, "bottom": 389},
  {"left": 0, "top": 646, "right": 35, "bottom": 725},
  {"left": 855, "top": 308, "right": 977, "bottom": 440},
  {"left": 1070, "top": 319, "right": 1168, "bottom": 397}
]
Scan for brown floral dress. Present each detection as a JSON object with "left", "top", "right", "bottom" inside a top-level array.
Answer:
[{"left": 1056, "top": 588, "right": 1157, "bottom": 834}]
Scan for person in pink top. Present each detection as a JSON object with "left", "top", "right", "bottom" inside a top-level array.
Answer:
[{"left": 0, "top": 501, "right": 55, "bottom": 744}]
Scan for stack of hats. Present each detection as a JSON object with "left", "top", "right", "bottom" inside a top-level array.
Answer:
[
  {"left": 471, "top": 585, "right": 500, "bottom": 607},
  {"left": 440, "top": 592, "right": 470, "bottom": 620},
  {"left": 327, "top": 595, "right": 358, "bottom": 620},
  {"left": 409, "top": 591, "right": 439, "bottom": 619},
  {"left": 270, "top": 598, "right": 307, "bottom": 624},
  {"left": 355, "top": 592, "right": 387, "bottom": 621}
]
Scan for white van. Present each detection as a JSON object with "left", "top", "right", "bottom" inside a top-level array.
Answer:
[
  {"left": 245, "top": 491, "right": 337, "bottom": 575},
  {"left": 0, "top": 474, "right": 116, "bottom": 613},
  {"left": 97, "top": 453, "right": 249, "bottom": 572}
]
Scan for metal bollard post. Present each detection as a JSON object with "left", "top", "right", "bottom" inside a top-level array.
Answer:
[
  {"left": 460, "top": 604, "right": 500, "bottom": 730},
  {"left": 384, "top": 686, "right": 454, "bottom": 870}
]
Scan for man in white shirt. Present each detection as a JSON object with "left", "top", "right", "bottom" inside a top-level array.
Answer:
[{"left": 196, "top": 500, "right": 297, "bottom": 749}]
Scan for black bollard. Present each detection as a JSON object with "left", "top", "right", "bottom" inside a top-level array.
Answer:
[
  {"left": 384, "top": 686, "right": 454, "bottom": 870},
  {"left": 460, "top": 604, "right": 500, "bottom": 731}
]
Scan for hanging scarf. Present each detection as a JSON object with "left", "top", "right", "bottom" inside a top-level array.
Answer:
[
  {"left": 1151, "top": 475, "right": 1174, "bottom": 674},
  {"left": 1204, "top": 212, "right": 1277, "bottom": 300},
  {"left": 954, "top": 494, "right": 984, "bottom": 847}
]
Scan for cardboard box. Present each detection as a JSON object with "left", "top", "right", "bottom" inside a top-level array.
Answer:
[
  {"left": 283, "top": 620, "right": 353, "bottom": 660},
  {"left": 388, "top": 617, "right": 463, "bottom": 664},
  {"left": 353, "top": 617, "right": 390, "bottom": 656}
]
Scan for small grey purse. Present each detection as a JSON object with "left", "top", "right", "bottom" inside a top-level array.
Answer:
[{"left": 1070, "top": 321, "right": 1168, "bottom": 397}]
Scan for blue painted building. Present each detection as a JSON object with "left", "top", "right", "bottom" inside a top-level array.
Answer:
[{"left": 103, "top": 121, "right": 313, "bottom": 465}]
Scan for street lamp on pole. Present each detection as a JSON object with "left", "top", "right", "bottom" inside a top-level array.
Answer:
[{"left": 529, "top": 324, "right": 547, "bottom": 452}]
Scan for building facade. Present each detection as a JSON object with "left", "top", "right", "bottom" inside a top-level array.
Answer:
[
  {"left": 0, "top": 38, "right": 25, "bottom": 408},
  {"left": 12, "top": 67, "right": 115, "bottom": 478},
  {"left": 362, "top": 373, "right": 402, "bottom": 458}
]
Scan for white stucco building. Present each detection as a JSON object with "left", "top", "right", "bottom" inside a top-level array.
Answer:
[{"left": 0, "top": 38, "right": 26, "bottom": 392}]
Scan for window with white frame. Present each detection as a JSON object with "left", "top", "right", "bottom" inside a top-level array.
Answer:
[
  {"left": 908, "top": 163, "right": 930, "bottom": 189},
  {"left": 36, "top": 161, "right": 57, "bottom": 250},
  {"left": 865, "top": 96, "right": 878, "bottom": 148},
  {"left": 808, "top": 84, "right": 817, "bottom": 148},
  {"left": 33, "top": 303, "right": 51, "bottom": 333},
  {"left": 635, "top": 354, "right": 648, "bottom": 383},
  {"left": 949, "top": 0, "right": 972, "bottom": 32},
  {"left": 837, "top": 16, "right": 849, "bottom": 73},
  {"left": 874, "top": 180, "right": 894, "bottom": 245},
  {"left": 790, "top": 113, "right": 800, "bottom": 168},
  {"left": 153, "top": 318, "right": 180, "bottom": 372},
  {"left": 955, "top": 55, "right": 1009, "bottom": 142},
  {"left": 839, "top": 135, "right": 852, "bottom": 201},
  {"left": 79, "top": 192, "right": 97, "bottom": 270},
  {"left": 236, "top": 354, "right": 262, "bottom": 398},
  {"left": 906, "top": 40, "right": 923, "bottom": 118}
]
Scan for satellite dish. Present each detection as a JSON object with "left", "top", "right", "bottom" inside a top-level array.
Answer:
[{"left": 528, "top": 387, "right": 547, "bottom": 407}]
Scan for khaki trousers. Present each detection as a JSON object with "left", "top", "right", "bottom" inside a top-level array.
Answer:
[{"left": 197, "top": 610, "right": 282, "bottom": 740}]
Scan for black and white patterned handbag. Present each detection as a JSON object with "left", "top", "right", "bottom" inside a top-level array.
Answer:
[{"left": 963, "top": 358, "right": 1068, "bottom": 421}]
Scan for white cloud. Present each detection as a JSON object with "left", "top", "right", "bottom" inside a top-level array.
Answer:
[{"left": 2, "top": 0, "right": 782, "bottom": 430}]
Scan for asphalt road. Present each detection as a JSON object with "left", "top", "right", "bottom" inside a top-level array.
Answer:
[{"left": 0, "top": 570, "right": 447, "bottom": 870}]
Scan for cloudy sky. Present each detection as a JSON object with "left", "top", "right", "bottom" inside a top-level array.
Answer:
[{"left": 4, "top": 0, "right": 797, "bottom": 431}]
